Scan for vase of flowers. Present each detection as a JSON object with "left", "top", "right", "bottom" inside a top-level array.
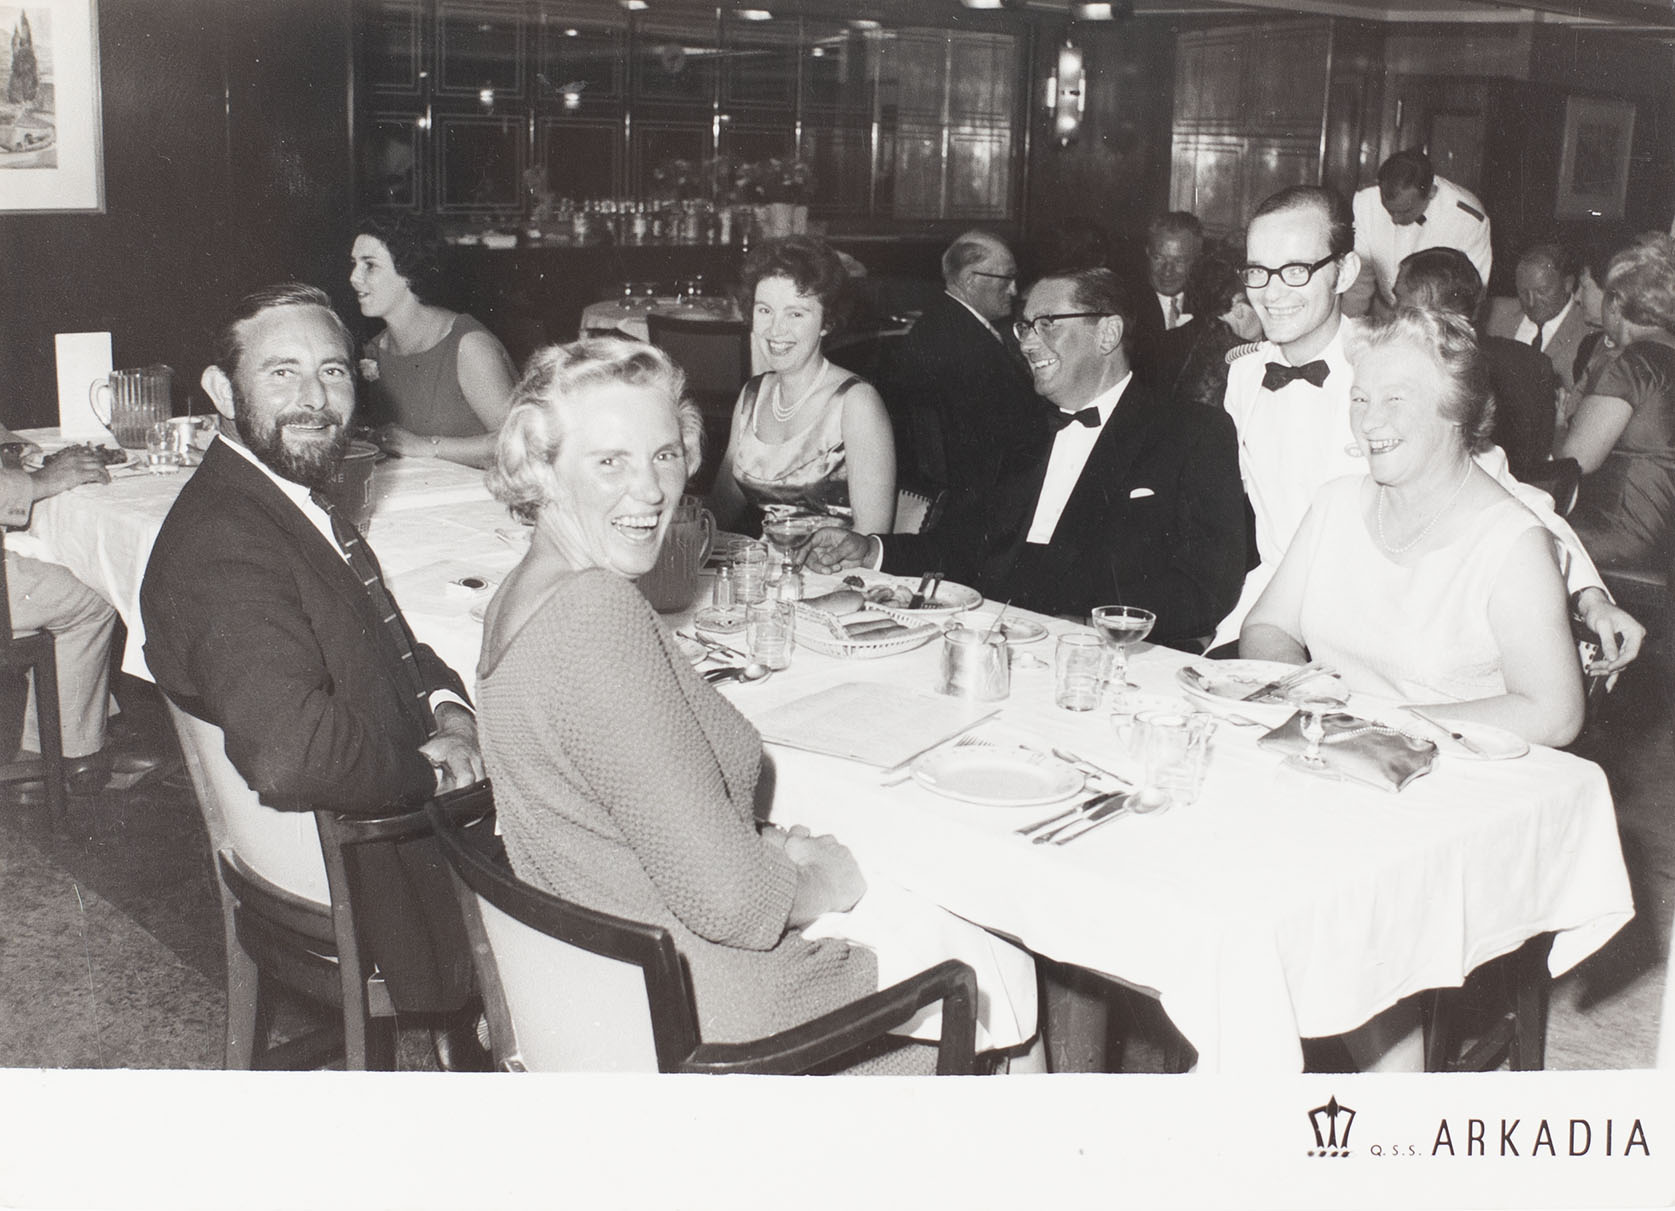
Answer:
[{"left": 732, "top": 156, "right": 815, "bottom": 238}]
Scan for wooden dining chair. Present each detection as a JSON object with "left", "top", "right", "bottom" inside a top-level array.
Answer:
[
  {"left": 166, "top": 700, "right": 473, "bottom": 1070},
  {"left": 425, "top": 789, "right": 980, "bottom": 1075},
  {"left": 646, "top": 313, "right": 752, "bottom": 492},
  {"left": 1419, "top": 932, "right": 1555, "bottom": 1072},
  {"left": 0, "top": 529, "right": 68, "bottom": 831},
  {"left": 893, "top": 487, "right": 946, "bottom": 535}
]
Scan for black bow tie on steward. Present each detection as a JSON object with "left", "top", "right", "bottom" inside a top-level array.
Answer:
[
  {"left": 1046, "top": 405, "right": 1102, "bottom": 432},
  {"left": 1262, "top": 360, "right": 1331, "bottom": 392}
]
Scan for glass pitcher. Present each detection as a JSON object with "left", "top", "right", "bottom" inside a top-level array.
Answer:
[{"left": 90, "top": 365, "right": 173, "bottom": 448}]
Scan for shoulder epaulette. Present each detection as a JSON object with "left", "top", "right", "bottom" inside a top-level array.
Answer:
[
  {"left": 1225, "top": 341, "right": 1263, "bottom": 366},
  {"left": 1456, "top": 200, "right": 1486, "bottom": 222}
]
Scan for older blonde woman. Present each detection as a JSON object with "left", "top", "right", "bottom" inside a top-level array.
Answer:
[
  {"left": 476, "top": 339, "right": 1033, "bottom": 1069},
  {"left": 1242, "top": 308, "right": 1583, "bottom": 747}
]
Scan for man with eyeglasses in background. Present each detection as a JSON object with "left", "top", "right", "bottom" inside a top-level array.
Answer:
[
  {"left": 809, "top": 267, "right": 1245, "bottom": 648},
  {"left": 1213, "top": 184, "right": 1643, "bottom": 675},
  {"left": 889, "top": 230, "right": 1044, "bottom": 524}
]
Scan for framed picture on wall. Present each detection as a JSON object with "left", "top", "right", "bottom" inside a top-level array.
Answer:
[
  {"left": 1555, "top": 95, "right": 1636, "bottom": 221},
  {"left": 0, "top": 0, "right": 104, "bottom": 213}
]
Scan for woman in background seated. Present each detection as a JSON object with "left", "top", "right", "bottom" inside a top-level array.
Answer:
[
  {"left": 350, "top": 214, "right": 517, "bottom": 468},
  {"left": 1558, "top": 234, "right": 1675, "bottom": 569},
  {"left": 1242, "top": 308, "right": 1583, "bottom": 747},
  {"left": 477, "top": 339, "right": 1033, "bottom": 1069},
  {"left": 708, "top": 235, "right": 896, "bottom": 535}
]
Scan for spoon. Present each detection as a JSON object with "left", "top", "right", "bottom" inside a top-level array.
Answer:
[{"left": 704, "top": 662, "right": 772, "bottom": 685}]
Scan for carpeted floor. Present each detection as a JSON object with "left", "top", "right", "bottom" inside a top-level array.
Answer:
[{"left": 1, "top": 663, "right": 1669, "bottom": 1073}]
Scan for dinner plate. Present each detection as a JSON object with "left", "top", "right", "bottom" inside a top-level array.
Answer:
[
  {"left": 1404, "top": 714, "right": 1530, "bottom": 761},
  {"left": 1177, "top": 659, "right": 1346, "bottom": 725},
  {"left": 948, "top": 612, "right": 1047, "bottom": 645},
  {"left": 868, "top": 577, "right": 983, "bottom": 621},
  {"left": 911, "top": 746, "right": 1084, "bottom": 807}
]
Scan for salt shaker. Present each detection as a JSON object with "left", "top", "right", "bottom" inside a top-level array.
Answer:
[
  {"left": 713, "top": 563, "right": 735, "bottom": 608},
  {"left": 775, "top": 560, "right": 802, "bottom": 603}
]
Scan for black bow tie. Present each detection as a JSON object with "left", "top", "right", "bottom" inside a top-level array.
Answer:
[
  {"left": 1413, "top": 214, "right": 1426, "bottom": 226},
  {"left": 1262, "top": 360, "right": 1331, "bottom": 392},
  {"left": 1046, "top": 406, "right": 1101, "bottom": 432}
]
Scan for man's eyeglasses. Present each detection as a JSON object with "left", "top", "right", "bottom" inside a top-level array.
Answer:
[
  {"left": 1239, "top": 254, "right": 1338, "bottom": 290},
  {"left": 1012, "top": 312, "right": 1110, "bottom": 341},
  {"left": 970, "top": 270, "right": 1016, "bottom": 283}
]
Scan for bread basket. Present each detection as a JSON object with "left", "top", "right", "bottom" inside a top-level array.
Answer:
[{"left": 792, "top": 601, "right": 941, "bottom": 659}]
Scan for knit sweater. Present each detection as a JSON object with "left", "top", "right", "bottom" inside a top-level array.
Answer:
[{"left": 477, "top": 567, "right": 878, "bottom": 1044}]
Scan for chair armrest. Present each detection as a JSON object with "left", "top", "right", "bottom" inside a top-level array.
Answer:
[
  {"left": 679, "top": 958, "right": 978, "bottom": 1076},
  {"left": 326, "top": 780, "right": 493, "bottom": 847}
]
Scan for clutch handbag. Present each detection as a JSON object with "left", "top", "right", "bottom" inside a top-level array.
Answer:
[{"left": 1257, "top": 710, "right": 1438, "bottom": 793}]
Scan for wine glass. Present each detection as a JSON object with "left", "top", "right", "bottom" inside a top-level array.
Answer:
[
  {"left": 1282, "top": 688, "right": 1350, "bottom": 779},
  {"left": 1089, "top": 605, "right": 1156, "bottom": 700},
  {"left": 761, "top": 513, "right": 834, "bottom": 575}
]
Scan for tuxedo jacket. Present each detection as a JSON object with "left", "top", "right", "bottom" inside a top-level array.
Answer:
[
  {"left": 142, "top": 438, "right": 473, "bottom": 1013},
  {"left": 888, "top": 293, "right": 1044, "bottom": 509},
  {"left": 1481, "top": 335, "right": 1559, "bottom": 481},
  {"left": 883, "top": 377, "right": 1246, "bottom": 647},
  {"left": 1486, "top": 297, "right": 1592, "bottom": 394}
]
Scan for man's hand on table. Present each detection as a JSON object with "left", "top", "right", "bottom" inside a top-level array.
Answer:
[
  {"left": 31, "top": 448, "right": 111, "bottom": 499},
  {"left": 804, "top": 527, "right": 877, "bottom": 575},
  {"left": 422, "top": 701, "right": 485, "bottom": 792},
  {"left": 1576, "top": 587, "right": 1644, "bottom": 683}
]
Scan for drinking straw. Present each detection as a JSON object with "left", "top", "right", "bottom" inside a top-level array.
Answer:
[{"left": 985, "top": 599, "right": 1013, "bottom": 640}]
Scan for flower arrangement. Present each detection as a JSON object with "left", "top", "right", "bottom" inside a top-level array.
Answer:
[
  {"left": 650, "top": 156, "right": 714, "bottom": 201},
  {"left": 730, "top": 155, "right": 816, "bottom": 205}
]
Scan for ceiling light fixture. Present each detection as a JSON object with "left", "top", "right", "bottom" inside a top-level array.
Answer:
[
  {"left": 620, "top": 0, "right": 648, "bottom": 11},
  {"left": 738, "top": 8, "right": 773, "bottom": 19},
  {"left": 1073, "top": 2, "right": 1114, "bottom": 18},
  {"left": 959, "top": 0, "right": 1005, "bottom": 9}
]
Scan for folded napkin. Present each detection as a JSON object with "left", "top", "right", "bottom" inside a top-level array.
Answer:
[{"left": 1257, "top": 710, "right": 1437, "bottom": 793}]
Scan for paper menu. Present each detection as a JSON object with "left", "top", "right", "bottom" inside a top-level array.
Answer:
[
  {"left": 55, "top": 332, "right": 113, "bottom": 441},
  {"left": 754, "top": 682, "right": 998, "bottom": 770}
]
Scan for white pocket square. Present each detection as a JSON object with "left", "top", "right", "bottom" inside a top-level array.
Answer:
[{"left": 1128, "top": 487, "right": 1156, "bottom": 499}]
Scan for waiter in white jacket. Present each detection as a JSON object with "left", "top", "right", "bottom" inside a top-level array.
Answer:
[{"left": 1346, "top": 149, "right": 1492, "bottom": 317}]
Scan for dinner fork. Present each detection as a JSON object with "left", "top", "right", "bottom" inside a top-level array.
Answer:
[{"left": 879, "top": 733, "right": 993, "bottom": 787}]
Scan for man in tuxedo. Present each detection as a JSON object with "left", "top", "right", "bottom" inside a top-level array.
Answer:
[
  {"left": 809, "top": 267, "right": 1246, "bottom": 649},
  {"left": 890, "top": 231, "right": 1043, "bottom": 520},
  {"left": 141, "top": 283, "right": 486, "bottom": 1057},
  {"left": 1216, "top": 184, "right": 1643, "bottom": 673},
  {"left": 1346, "top": 149, "right": 1492, "bottom": 317},
  {"left": 1485, "top": 243, "right": 1591, "bottom": 395}
]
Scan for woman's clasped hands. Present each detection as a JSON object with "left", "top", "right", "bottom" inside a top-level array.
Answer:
[{"left": 773, "top": 823, "right": 868, "bottom": 925}]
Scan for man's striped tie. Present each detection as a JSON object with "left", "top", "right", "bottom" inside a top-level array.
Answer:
[{"left": 311, "top": 491, "right": 434, "bottom": 728}]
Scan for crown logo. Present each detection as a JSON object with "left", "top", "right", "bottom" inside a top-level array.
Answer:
[{"left": 1307, "top": 1095, "right": 1356, "bottom": 1157}]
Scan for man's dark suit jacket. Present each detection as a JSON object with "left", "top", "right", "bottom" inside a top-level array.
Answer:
[
  {"left": 141, "top": 437, "right": 472, "bottom": 1011},
  {"left": 888, "top": 293, "right": 1044, "bottom": 516},
  {"left": 881, "top": 377, "right": 1246, "bottom": 648},
  {"left": 1482, "top": 335, "right": 1559, "bottom": 482}
]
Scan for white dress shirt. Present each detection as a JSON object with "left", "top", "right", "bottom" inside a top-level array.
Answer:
[
  {"left": 1214, "top": 317, "right": 1603, "bottom": 648},
  {"left": 1027, "top": 373, "right": 1131, "bottom": 544},
  {"left": 1156, "top": 292, "right": 1191, "bottom": 330},
  {"left": 1512, "top": 297, "right": 1576, "bottom": 352}
]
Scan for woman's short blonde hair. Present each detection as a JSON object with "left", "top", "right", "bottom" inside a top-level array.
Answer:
[
  {"left": 488, "top": 338, "right": 702, "bottom": 523},
  {"left": 1605, "top": 233, "right": 1675, "bottom": 336},
  {"left": 1347, "top": 307, "right": 1496, "bottom": 454}
]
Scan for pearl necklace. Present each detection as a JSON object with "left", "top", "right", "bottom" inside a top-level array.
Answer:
[
  {"left": 770, "top": 360, "right": 828, "bottom": 423},
  {"left": 1376, "top": 459, "right": 1474, "bottom": 555}
]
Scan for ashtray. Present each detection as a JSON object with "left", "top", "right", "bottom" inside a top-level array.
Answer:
[{"left": 694, "top": 605, "right": 746, "bottom": 635}]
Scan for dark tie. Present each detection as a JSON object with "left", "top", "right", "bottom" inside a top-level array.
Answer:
[
  {"left": 1261, "top": 360, "right": 1331, "bottom": 392},
  {"left": 1530, "top": 327, "right": 1544, "bottom": 353},
  {"left": 1413, "top": 214, "right": 1426, "bottom": 226},
  {"left": 1046, "top": 406, "right": 1101, "bottom": 432},
  {"left": 310, "top": 491, "right": 434, "bottom": 728},
  {"left": 1166, "top": 295, "right": 1181, "bottom": 329}
]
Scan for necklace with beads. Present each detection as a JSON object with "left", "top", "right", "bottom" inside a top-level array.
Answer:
[
  {"left": 770, "top": 359, "right": 828, "bottom": 423},
  {"left": 1376, "top": 458, "right": 1473, "bottom": 555}
]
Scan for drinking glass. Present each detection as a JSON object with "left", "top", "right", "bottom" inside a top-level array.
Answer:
[
  {"left": 746, "top": 601, "right": 795, "bottom": 670},
  {"left": 730, "top": 541, "right": 771, "bottom": 604},
  {"left": 1054, "top": 634, "right": 1105, "bottom": 711},
  {"left": 761, "top": 513, "right": 834, "bottom": 579},
  {"left": 939, "top": 625, "right": 1009, "bottom": 702},
  {"left": 1090, "top": 605, "right": 1156, "bottom": 696},
  {"left": 1282, "top": 688, "right": 1351, "bottom": 778}
]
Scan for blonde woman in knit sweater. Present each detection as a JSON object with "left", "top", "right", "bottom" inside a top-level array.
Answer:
[{"left": 476, "top": 339, "right": 1035, "bottom": 1067}]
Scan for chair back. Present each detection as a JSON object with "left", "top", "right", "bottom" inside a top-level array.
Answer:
[
  {"left": 426, "top": 792, "right": 699, "bottom": 1072},
  {"left": 893, "top": 487, "right": 946, "bottom": 535},
  {"left": 165, "top": 700, "right": 330, "bottom": 904},
  {"left": 645, "top": 314, "right": 752, "bottom": 401}
]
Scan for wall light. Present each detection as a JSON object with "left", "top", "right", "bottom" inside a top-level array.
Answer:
[
  {"left": 959, "top": 0, "right": 1005, "bottom": 8},
  {"left": 620, "top": 0, "right": 648, "bottom": 11},
  {"left": 738, "top": 8, "right": 773, "bottom": 19},
  {"left": 1045, "top": 40, "right": 1084, "bottom": 146},
  {"left": 1073, "top": 2, "right": 1114, "bottom": 18},
  {"left": 478, "top": 87, "right": 495, "bottom": 109}
]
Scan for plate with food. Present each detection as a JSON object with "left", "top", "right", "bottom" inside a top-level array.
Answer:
[
  {"left": 946, "top": 612, "right": 1048, "bottom": 645},
  {"left": 837, "top": 573, "right": 981, "bottom": 621},
  {"left": 1176, "top": 659, "right": 1347, "bottom": 725},
  {"left": 911, "top": 745, "right": 1083, "bottom": 808},
  {"left": 1400, "top": 708, "right": 1530, "bottom": 761}
]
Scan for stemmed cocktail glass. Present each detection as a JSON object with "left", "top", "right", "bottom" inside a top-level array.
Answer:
[
  {"left": 1090, "top": 605, "right": 1156, "bottom": 706},
  {"left": 761, "top": 513, "right": 835, "bottom": 578}
]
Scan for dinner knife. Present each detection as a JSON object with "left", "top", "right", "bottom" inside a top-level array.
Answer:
[
  {"left": 1238, "top": 660, "right": 1327, "bottom": 703},
  {"left": 1032, "top": 791, "right": 1129, "bottom": 844},
  {"left": 1051, "top": 796, "right": 1136, "bottom": 844},
  {"left": 1403, "top": 706, "right": 1487, "bottom": 756}
]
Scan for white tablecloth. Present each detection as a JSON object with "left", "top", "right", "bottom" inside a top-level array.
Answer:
[{"left": 18, "top": 445, "right": 1634, "bottom": 1072}]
